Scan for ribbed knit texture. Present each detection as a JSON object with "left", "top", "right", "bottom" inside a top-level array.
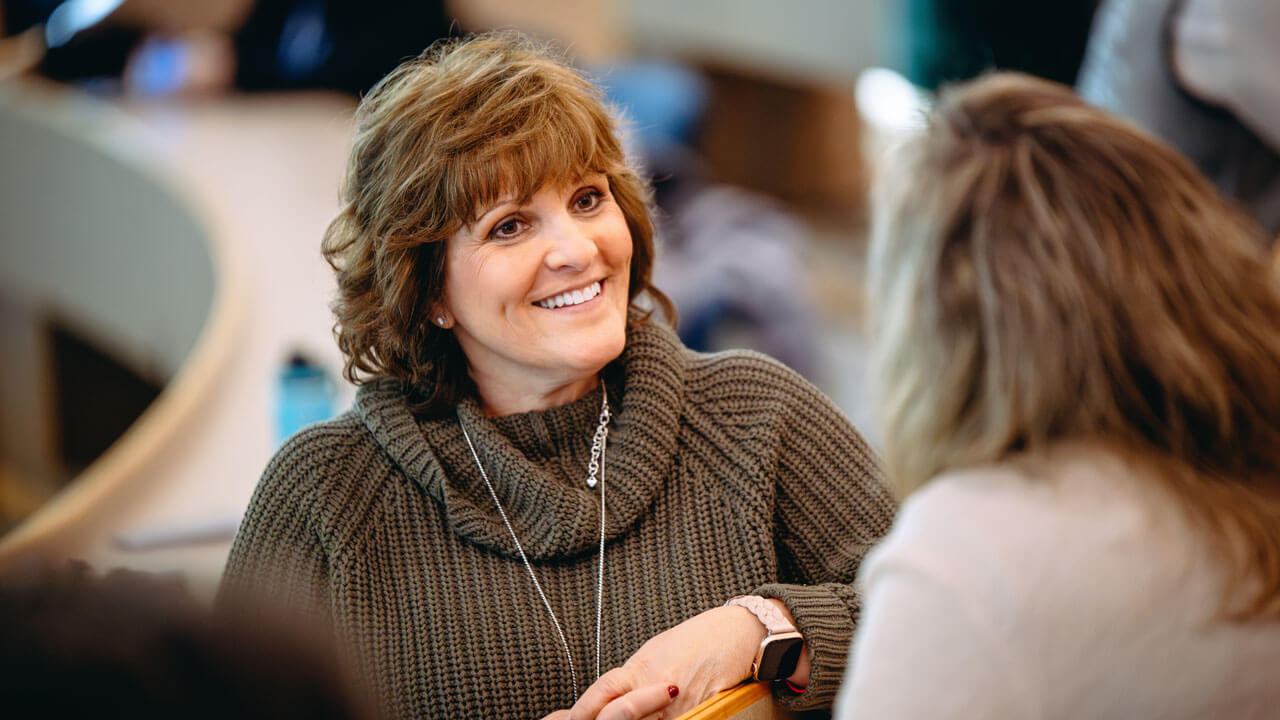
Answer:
[{"left": 220, "top": 321, "right": 894, "bottom": 719}]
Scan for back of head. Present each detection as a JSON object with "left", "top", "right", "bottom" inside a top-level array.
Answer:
[
  {"left": 0, "top": 564, "right": 366, "bottom": 719},
  {"left": 869, "top": 72, "right": 1280, "bottom": 616}
]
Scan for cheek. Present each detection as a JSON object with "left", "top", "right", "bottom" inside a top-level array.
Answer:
[
  {"left": 440, "top": 239, "right": 468, "bottom": 310},
  {"left": 440, "top": 265, "right": 471, "bottom": 318},
  {"left": 445, "top": 247, "right": 512, "bottom": 311},
  {"left": 606, "top": 231, "right": 635, "bottom": 301},
  {"left": 605, "top": 217, "right": 635, "bottom": 268},
  {"left": 614, "top": 231, "right": 636, "bottom": 285}
]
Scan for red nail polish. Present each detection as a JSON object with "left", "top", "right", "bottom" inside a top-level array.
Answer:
[{"left": 667, "top": 685, "right": 679, "bottom": 698}]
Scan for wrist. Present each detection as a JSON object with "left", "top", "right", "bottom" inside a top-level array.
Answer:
[
  {"left": 723, "top": 605, "right": 767, "bottom": 680},
  {"left": 723, "top": 596, "right": 807, "bottom": 684},
  {"left": 764, "top": 599, "right": 810, "bottom": 689}
]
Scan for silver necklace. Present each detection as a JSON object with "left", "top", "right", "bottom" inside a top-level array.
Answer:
[{"left": 457, "top": 382, "right": 610, "bottom": 701}]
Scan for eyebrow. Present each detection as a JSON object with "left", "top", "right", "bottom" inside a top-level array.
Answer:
[
  {"left": 469, "top": 197, "right": 518, "bottom": 226},
  {"left": 464, "top": 170, "right": 609, "bottom": 228}
]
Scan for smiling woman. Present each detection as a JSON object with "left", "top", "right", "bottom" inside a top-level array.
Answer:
[
  {"left": 219, "top": 32, "right": 895, "bottom": 720},
  {"left": 317, "top": 32, "right": 671, "bottom": 419}
]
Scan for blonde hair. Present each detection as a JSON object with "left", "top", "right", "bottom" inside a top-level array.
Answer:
[
  {"left": 869, "top": 72, "right": 1280, "bottom": 617},
  {"left": 321, "top": 32, "right": 673, "bottom": 415}
]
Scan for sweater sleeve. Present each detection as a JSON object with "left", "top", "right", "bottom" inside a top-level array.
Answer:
[
  {"left": 753, "top": 370, "right": 896, "bottom": 711},
  {"left": 218, "top": 427, "right": 334, "bottom": 627}
]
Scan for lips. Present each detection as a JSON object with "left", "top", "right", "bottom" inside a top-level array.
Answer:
[{"left": 534, "top": 280, "right": 603, "bottom": 309}]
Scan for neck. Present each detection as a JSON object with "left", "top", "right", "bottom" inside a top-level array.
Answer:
[{"left": 471, "top": 370, "right": 599, "bottom": 417}]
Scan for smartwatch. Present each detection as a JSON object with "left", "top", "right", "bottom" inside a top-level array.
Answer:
[{"left": 724, "top": 595, "right": 806, "bottom": 682}]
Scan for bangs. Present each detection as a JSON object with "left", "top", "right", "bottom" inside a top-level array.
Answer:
[{"left": 437, "top": 80, "right": 624, "bottom": 232}]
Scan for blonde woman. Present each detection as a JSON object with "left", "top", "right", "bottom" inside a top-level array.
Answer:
[{"left": 837, "top": 73, "right": 1280, "bottom": 718}]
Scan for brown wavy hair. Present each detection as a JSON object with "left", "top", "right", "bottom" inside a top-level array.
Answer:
[
  {"left": 322, "top": 32, "right": 673, "bottom": 415},
  {"left": 869, "top": 72, "right": 1280, "bottom": 618}
]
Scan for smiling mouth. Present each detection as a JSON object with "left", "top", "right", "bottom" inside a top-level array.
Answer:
[{"left": 534, "top": 280, "right": 603, "bottom": 309}]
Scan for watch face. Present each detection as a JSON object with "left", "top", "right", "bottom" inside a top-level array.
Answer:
[{"left": 757, "top": 633, "right": 805, "bottom": 681}]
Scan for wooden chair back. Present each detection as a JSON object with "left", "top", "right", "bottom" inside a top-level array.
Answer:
[{"left": 676, "top": 682, "right": 793, "bottom": 720}]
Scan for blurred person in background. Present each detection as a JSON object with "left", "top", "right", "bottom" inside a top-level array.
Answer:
[
  {"left": 1, "top": 0, "right": 453, "bottom": 95},
  {"left": 599, "top": 61, "right": 823, "bottom": 378},
  {"left": 220, "top": 33, "right": 893, "bottom": 720},
  {"left": 0, "top": 562, "right": 368, "bottom": 719},
  {"left": 1079, "top": 0, "right": 1280, "bottom": 236},
  {"left": 837, "top": 73, "right": 1280, "bottom": 718}
]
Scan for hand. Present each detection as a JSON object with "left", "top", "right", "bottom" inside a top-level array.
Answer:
[{"left": 568, "top": 606, "right": 764, "bottom": 719}]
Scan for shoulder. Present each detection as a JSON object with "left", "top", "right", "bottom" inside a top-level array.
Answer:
[
  {"left": 628, "top": 319, "right": 809, "bottom": 393},
  {"left": 250, "top": 410, "right": 384, "bottom": 522},
  {"left": 686, "top": 345, "right": 803, "bottom": 382},
  {"left": 863, "top": 444, "right": 1180, "bottom": 612},
  {"left": 867, "top": 464, "right": 1037, "bottom": 574},
  {"left": 686, "top": 348, "right": 876, "bottom": 473},
  {"left": 625, "top": 319, "right": 834, "bottom": 420},
  {"left": 267, "top": 411, "right": 372, "bottom": 478},
  {"left": 625, "top": 320, "right": 868, "bottom": 455},
  {"left": 682, "top": 346, "right": 840, "bottom": 418}
]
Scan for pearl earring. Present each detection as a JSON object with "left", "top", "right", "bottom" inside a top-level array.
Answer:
[{"left": 436, "top": 317, "right": 446, "bottom": 326}]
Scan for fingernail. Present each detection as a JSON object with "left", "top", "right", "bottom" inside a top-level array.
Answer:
[{"left": 667, "top": 685, "right": 679, "bottom": 699}]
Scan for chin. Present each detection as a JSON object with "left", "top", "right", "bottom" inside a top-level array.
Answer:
[{"left": 575, "top": 325, "right": 627, "bottom": 373}]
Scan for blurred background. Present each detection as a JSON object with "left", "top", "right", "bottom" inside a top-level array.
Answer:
[{"left": 0, "top": 0, "right": 1136, "bottom": 597}]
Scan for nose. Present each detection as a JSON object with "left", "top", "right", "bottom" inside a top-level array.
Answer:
[{"left": 543, "top": 214, "right": 598, "bottom": 271}]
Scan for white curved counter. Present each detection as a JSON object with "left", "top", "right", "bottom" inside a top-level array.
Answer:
[{"left": 0, "top": 80, "right": 356, "bottom": 598}]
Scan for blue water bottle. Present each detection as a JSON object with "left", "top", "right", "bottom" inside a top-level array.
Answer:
[{"left": 275, "top": 352, "right": 335, "bottom": 446}]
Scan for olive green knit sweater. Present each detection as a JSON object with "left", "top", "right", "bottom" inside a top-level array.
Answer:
[{"left": 220, "top": 322, "right": 894, "bottom": 719}]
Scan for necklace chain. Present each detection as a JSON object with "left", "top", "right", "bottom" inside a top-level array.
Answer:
[
  {"left": 457, "top": 382, "right": 610, "bottom": 701},
  {"left": 586, "top": 399, "right": 610, "bottom": 488}
]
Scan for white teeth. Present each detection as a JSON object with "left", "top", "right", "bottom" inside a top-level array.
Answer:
[{"left": 536, "top": 281, "right": 601, "bottom": 309}]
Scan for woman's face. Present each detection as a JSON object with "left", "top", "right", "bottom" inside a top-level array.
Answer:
[{"left": 441, "top": 172, "right": 632, "bottom": 406}]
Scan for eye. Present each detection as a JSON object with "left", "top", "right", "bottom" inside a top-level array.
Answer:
[
  {"left": 488, "top": 216, "right": 527, "bottom": 240},
  {"left": 573, "top": 188, "right": 605, "bottom": 213}
]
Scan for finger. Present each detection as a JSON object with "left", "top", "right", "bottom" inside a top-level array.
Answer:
[
  {"left": 569, "top": 667, "right": 635, "bottom": 720},
  {"left": 598, "top": 683, "right": 680, "bottom": 720},
  {"left": 542, "top": 711, "right": 571, "bottom": 720}
]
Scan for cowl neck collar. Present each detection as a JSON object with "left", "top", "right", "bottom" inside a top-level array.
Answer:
[{"left": 354, "top": 321, "right": 688, "bottom": 559}]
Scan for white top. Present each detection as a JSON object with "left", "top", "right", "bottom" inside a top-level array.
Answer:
[{"left": 835, "top": 443, "right": 1280, "bottom": 719}]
